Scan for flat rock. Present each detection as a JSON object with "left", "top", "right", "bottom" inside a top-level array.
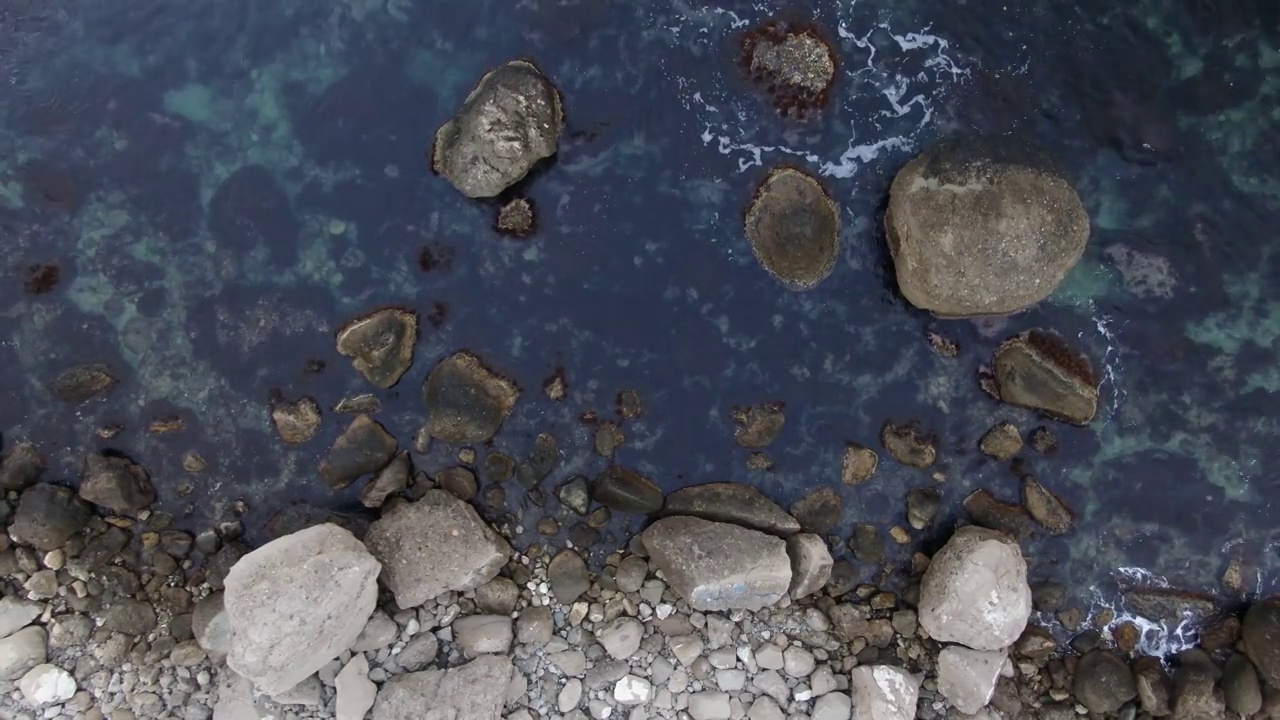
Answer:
[
  {"left": 881, "top": 422, "right": 936, "bottom": 468},
  {"left": 919, "top": 526, "right": 1031, "bottom": 651},
  {"left": 9, "top": 483, "right": 91, "bottom": 551},
  {"left": 373, "top": 655, "right": 512, "bottom": 720},
  {"left": 548, "top": 549, "right": 590, "bottom": 604},
  {"left": 661, "top": 482, "right": 799, "bottom": 536},
  {"left": 791, "top": 487, "right": 841, "bottom": 535},
  {"left": 937, "top": 646, "right": 1006, "bottom": 714},
  {"left": 841, "top": 443, "right": 878, "bottom": 485},
  {"left": 0, "top": 626, "right": 47, "bottom": 680},
  {"left": 271, "top": 395, "right": 322, "bottom": 445},
  {"left": 849, "top": 665, "right": 921, "bottom": 720},
  {"left": 593, "top": 466, "right": 663, "bottom": 514},
  {"left": 786, "top": 532, "right": 833, "bottom": 600},
  {"left": 595, "top": 617, "right": 644, "bottom": 660},
  {"left": 79, "top": 453, "right": 154, "bottom": 513},
  {"left": 319, "top": 414, "right": 397, "bottom": 489},
  {"left": 364, "top": 489, "right": 510, "bottom": 608},
  {"left": 336, "top": 308, "right": 417, "bottom": 388},
  {"left": 1073, "top": 650, "right": 1136, "bottom": 714},
  {"left": 421, "top": 351, "right": 520, "bottom": 443},
  {"left": 1022, "top": 474, "right": 1073, "bottom": 534},
  {"left": 49, "top": 364, "right": 116, "bottom": 403},
  {"left": 732, "top": 403, "right": 786, "bottom": 448},
  {"left": 0, "top": 597, "right": 42, "bottom": 640},
  {"left": 979, "top": 422, "right": 1022, "bottom": 460},
  {"left": 360, "top": 451, "right": 410, "bottom": 508},
  {"left": 744, "top": 167, "right": 839, "bottom": 290},
  {"left": 453, "top": 615, "right": 513, "bottom": 657},
  {"left": 432, "top": 60, "right": 563, "bottom": 198},
  {"left": 642, "top": 515, "right": 791, "bottom": 611},
  {"left": 0, "top": 441, "right": 45, "bottom": 491},
  {"left": 992, "top": 331, "right": 1099, "bottom": 425},
  {"left": 963, "top": 489, "right": 1034, "bottom": 539},
  {"left": 224, "top": 523, "right": 380, "bottom": 695}
]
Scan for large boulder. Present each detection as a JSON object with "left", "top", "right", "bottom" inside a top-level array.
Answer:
[
  {"left": 641, "top": 516, "right": 790, "bottom": 611},
  {"left": 743, "top": 167, "right": 839, "bottom": 291},
  {"left": 661, "top": 483, "right": 799, "bottom": 536},
  {"left": 224, "top": 524, "right": 380, "bottom": 695},
  {"left": 373, "top": 655, "right": 512, "bottom": 720},
  {"left": 918, "top": 526, "right": 1031, "bottom": 651},
  {"left": 1243, "top": 597, "right": 1280, "bottom": 687},
  {"left": 849, "top": 665, "right": 921, "bottom": 720},
  {"left": 432, "top": 60, "right": 564, "bottom": 198},
  {"left": 0, "top": 626, "right": 47, "bottom": 680},
  {"left": 885, "top": 137, "right": 1089, "bottom": 316},
  {"left": 364, "top": 489, "right": 511, "bottom": 609},
  {"left": 9, "top": 483, "right": 91, "bottom": 551},
  {"left": 421, "top": 352, "right": 520, "bottom": 444}
]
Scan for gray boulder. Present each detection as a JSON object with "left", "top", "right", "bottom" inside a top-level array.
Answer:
[
  {"left": 936, "top": 645, "right": 1006, "bottom": 714},
  {"left": 918, "top": 526, "right": 1031, "bottom": 651},
  {"left": 224, "top": 523, "right": 381, "bottom": 695},
  {"left": 364, "top": 489, "right": 511, "bottom": 608},
  {"left": 453, "top": 615, "right": 513, "bottom": 657},
  {"left": 0, "top": 625, "right": 46, "bottom": 680},
  {"left": 0, "top": 597, "right": 42, "bottom": 640},
  {"left": 192, "top": 592, "right": 231, "bottom": 662},
  {"left": 641, "top": 516, "right": 790, "bottom": 611},
  {"left": 661, "top": 483, "right": 799, "bottom": 536},
  {"left": 849, "top": 665, "right": 920, "bottom": 720},
  {"left": 786, "top": 533, "right": 833, "bottom": 600},
  {"left": 9, "top": 483, "right": 91, "bottom": 551},
  {"left": 373, "top": 655, "right": 512, "bottom": 720}
]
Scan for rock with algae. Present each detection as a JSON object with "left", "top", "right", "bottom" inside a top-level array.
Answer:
[
  {"left": 335, "top": 308, "right": 417, "bottom": 389},
  {"left": 743, "top": 168, "right": 839, "bottom": 291},
  {"left": 992, "top": 330, "right": 1099, "bottom": 425},
  {"left": 421, "top": 352, "right": 520, "bottom": 444}
]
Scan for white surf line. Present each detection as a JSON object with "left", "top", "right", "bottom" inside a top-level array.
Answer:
[
  {"left": 1088, "top": 568, "right": 1200, "bottom": 657},
  {"left": 1084, "top": 299, "right": 1127, "bottom": 425}
]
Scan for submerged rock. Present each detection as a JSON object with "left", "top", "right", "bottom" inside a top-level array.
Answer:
[
  {"left": 335, "top": 308, "right": 417, "bottom": 389},
  {"left": 979, "top": 422, "right": 1023, "bottom": 460},
  {"left": 319, "top": 414, "right": 398, "bottom": 489},
  {"left": 79, "top": 453, "right": 154, "bottom": 514},
  {"left": 558, "top": 476, "right": 591, "bottom": 515},
  {"left": 9, "top": 483, "right": 91, "bottom": 551},
  {"left": 432, "top": 60, "right": 564, "bottom": 198},
  {"left": 1124, "top": 587, "right": 1217, "bottom": 626},
  {"left": 0, "top": 442, "right": 45, "bottom": 491},
  {"left": 992, "top": 330, "right": 1099, "bottom": 425},
  {"left": 919, "top": 526, "right": 1031, "bottom": 651},
  {"left": 373, "top": 655, "right": 511, "bottom": 720},
  {"left": 731, "top": 402, "right": 786, "bottom": 448},
  {"left": 790, "top": 487, "right": 841, "bottom": 535},
  {"left": 963, "top": 489, "right": 1034, "bottom": 538},
  {"left": 496, "top": 197, "right": 535, "bottom": 236},
  {"left": 661, "top": 483, "right": 799, "bottom": 536},
  {"left": 881, "top": 422, "right": 936, "bottom": 468},
  {"left": 743, "top": 168, "right": 839, "bottom": 290},
  {"left": 271, "top": 395, "right": 322, "bottom": 445},
  {"left": 642, "top": 516, "right": 791, "bottom": 611},
  {"left": 905, "top": 487, "right": 941, "bottom": 530},
  {"left": 885, "top": 137, "right": 1089, "bottom": 316},
  {"left": 360, "top": 451, "right": 411, "bottom": 508},
  {"left": 592, "top": 467, "right": 663, "bottom": 515},
  {"left": 1244, "top": 597, "right": 1280, "bottom": 687},
  {"left": 421, "top": 351, "right": 520, "bottom": 443},
  {"left": 841, "top": 443, "right": 878, "bottom": 485},
  {"left": 1021, "top": 474, "right": 1073, "bottom": 534},
  {"left": 740, "top": 23, "right": 836, "bottom": 117},
  {"left": 48, "top": 364, "right": 116, "bottom": 403}
]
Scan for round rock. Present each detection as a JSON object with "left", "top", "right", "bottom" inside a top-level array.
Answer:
[
  {"left": 744, "top": 167, "right": 839, "bottom": 291},
  {"left": 1072, "top": 650, "right": 1136, "bottom": 714},
  {"left": 1244, "top": 597, "right": 1280, "bottom": 688},
  {"left": 918, "top": 526, "right": 1031, "bottom": 651},
  {"left": 421, "top": 352, "right": 520, "bottom": 444}
]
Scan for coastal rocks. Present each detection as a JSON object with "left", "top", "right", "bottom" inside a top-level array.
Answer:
[
  {"left": 0, "top": 626, "right": 47, "bottom": 680},
  {"left": 432, "top": 60, "right": 564, "bottom": 198},
  {"left": 0, "top": 441, "right": 45, "bottom": 490},
  {"left": 319, "top": 414, "right": 398, "bottom": 488},
  {"left": 17, "top": 664, "right": 75, "bottom": 706},
  {"left": 548, "top": 549, "right": 590, "bottom": 603},
  {"left": 881, "top": 422, "right": 936, "bottom": 468},
  {"left": 791, "top": 487, "right": 841, "bottom": 535},
  {"left": 364, "top": 489, "right": 510, "bottom": 608},
  {"left": 1072, "top": 650, "right": 1136, "bottom": 714},
  {"left": 223, "top": 524, "right": 380, "bottom": 695},
  {"left": 661, "top": 482, "right": 799, "bottom": 536},
  {"left": 841, "top": 444, "right": 878, "bottom": 485},
  {"left": 79, "top": 453, "right": 154, "bottom": 513},
  {"left": 335, "top": 308, "right": 418, "bottom": 388},
  {"left": 740, "top": 23, "right": 836, "bottom": 116},
  {"left": 979, "top": 422, "right": 1022, "bottom": 460},
  {"left": 919, "top": 526, "right": 1031, "bottom": 651},
  {"left": 1133, "top": 656, "right": 1172, "bottom": 717},
  {"left": 937, "top": 646, "right": 1006, "bottom": 714},
  {"left": 849, "top": 665, "right": 921, "bottom": 720},
  {"left": 991, "top": 331, "right": 1099, "bottom": 425},
  {"left": 906, "top": 488, "right": 941, "bottom": 530},
  {"left": 360, "top": 451, "right": 411, "bottom": 508},
  {"left": 1172, "top": 650, "right": 1225, "bottom": 719},
  {"left": 592, "top": 466, "right": 663, "bottom": 514},
  {"left": 372, "top": 655, "right": 511, "bottom": 720},
  {"left": 49, "top": 364, "right": 116, "bottom": 403},
  {"left": 271, "top": 394, "right": 322, "bottom": 444},
  {"left": 743, "top": 168, "right": 839, "bottom": 290},
  {"left": 885, "top": 137, "right": 1090, "bottom": 316},
  {"left": 732, "top": 402, "right": 786, "bottom": 448},
  {"left": 1243, "top": 597, "right": 1280, "bottom": 687},
  {"left": 496, "top": 198, "right": 535, "bottom": 237},
  {"left": 786, "top": 533, "right": 833, "bottom": 599},
  {"left": 9, "top": 483, "right": 91, "bottom": 551},
  {"left": 421, "top": 351, "right": 520, "bottom": 443},
  {"left": 1022, "top": 474, "right": 1074, "bottom": 534},
  {"left": 642, "top": 516, "right": 791, "bottom": 611}
]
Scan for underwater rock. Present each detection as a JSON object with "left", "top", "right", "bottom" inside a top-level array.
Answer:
[
  {"left": 360, "top": 451, "right": 410, "bottom": 509},
  {"left": 437, "top": 466, "right": 478, "bottom": 502},
  {"left": 79, "top": 453, "right": 154, "bottom": 514},
  {"left": 1021, "top": 474, "right": 1073, "bottom": 535},
  {"left": 662, "top": 483, "right": 799, "bottom": 537},
  {"left": 880, "top": 422, "right": 936, "bottom": 468},
  {"left": 841, "top": 444, "right": 878, "bottom": 485},
  {"left": 740, "top": 22, "right": 836, "bottom": 117},
  {"left": 432, "top": 60, "right": 564, "bottom": 198},
  {"left": 642, "top": 516, "right": 791, "bottom": 612},
  {"left": 790, "top": 487, "right": 841, "bottom": 535},
  {"left": 963, "top": 489, "right": 1033, "bottom": 539},
  {"left": 271, "top": 395, "right": 322, "bottom": 445},
  {"left": 746, "top": 452, "right": 773, "bottom": 471},
  {"left": 592, "top": 467, "right": 663, "bottom": 515},
  {"left": 926, "top": 330, "right": 959, "bottom": 358},
  {"left": 1028, "top": 426, "right": 1058, "bottom": 454},
  {"left": 732, "top": 402, "right": 786, "bottom": 449},
  {"left": 0, "top": 442, "right": 46, "bottom": 491},
  {"left": 616, "top": 390, "right": 643, "bottom": 419},
  {"left": 319, "top": 414, "right": 398, "bottom": 489},
  {"left": 594, "top": 422, "right": 624, "bottom": 458},
  {"left": 743, "top": 168, "right": 839, "bottom": 291},
  {"left": 495, "top": 198, "right": 535, "bottom": 237},
  {"left": 558, "top": 476, "right": 590, "bottom": 515},
  {"left": 992, "top": 331, "right": 1099, "bottom": 425},
  {"left": 335, "top": 308, "right": 417, "bottom": 389},
  {"left": 979, "top": 422, "right": 1023, "bottom": 460},
  {"left": 48, "top": 364, "right": 116, "bottom": 404},
  {"left": 885, "top": 137, "right": 1089, "bottom": 316},
  {"left": 1122, "top": 587, "right": 1217, "bottom": 626},
  {"left": 518, "top": 433, "right": 559, "bottom": 489},
  {"left": 484, "top": 452, "right": 516, "bottom": 483},
  {"left": 849, "top": 524, "right": 885, "bottom": 564},
  {"left": 421, "top": 352, "right": 520, "bottom": 444},
  {"left": 207, "top": 164, "right": 299, "bottom": 266},
  {"left": 543, "top": 368, "right": 567, "bottom": 401},
  {"left": 334, "top": 394, "right": 381, "bottom": 414},
  {"left": 906, "top": 487, "right": 941, "bottom": 530}
]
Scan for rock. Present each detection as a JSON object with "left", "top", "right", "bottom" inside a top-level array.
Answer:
[
  {"left": 351, "top": 610, "right": 399, "bottom": 652},
  {"left": 79, "top": 453, "right": 154, "bottom": 513},
  {"left": 335, "top": 308, "right": 417, "bottom": 388},
  {"left": 397, "top": 632, "right": 438, "bottom": 672},
  {"left": 9, "top": 482, "right": 91, "bottom": 551},
  {"left": 1244, "top": 597, "right": 1280, "bottom": 688},
  {"left": 849, "top": 665, "right": 921, "bottom": 720},
  {"left": 979, "top": 423, "right": 1022, "bottom": 460},
  {"left": 812, "top": 693, "right": 852, "bottom": 720},
  {"left": 0, "top": 625, "right": 46, "bottom": 680},
  {"left": 319, "top": 414, "right": 397, "bottom": 489},
  {"left": 744, "top": 167, "right": 838, "bottom": 290},
  {"left": 1172, "top": 651, "right": 1225, "bottom": 719},
  {"left": 592, "top": 466, "right": 663, "bottom": 514},
  {"left": 0, "top": 597, "right": 42, "bottom": 640},
  {"left": 213, "top": 670, "right": 260, "bottom": 720},
  {"left": 548, "top": 649, "right": 587, "bottom": 677},
  {"left": 360, "top": 451, "right": 410, "bottom": 508},
  {"left": 0, "top": 441, "right": 45, "bottom": 490},
  {"left": 373, "top": 655, "right": 511, "bottom": 720},
  {"left": 615, "top": 555, "right": 649, "bottom": 594},
  {"left": 595, "top": 617, "right": 644, "bottom": 660},
  {"left": 937, "top": 646, "right": 1005, "bottom": 714},
  {"left": 642, "top": 516, "right": 790, "bottom": 611},
  {"left": 919, "top": 526, "right": 1031, "bottom": 651},
  {"left": 1133, "top": 656, "right": 1172, "bottom": 717},
  {"left": 992, "top": 331, "right": 1099, "bottom": 425},
  {"left": 49, "top": 364, "right": 116, "bottom": 403},
  {"left": 421, "top": 351, "right": 520, "bottom": 443},
  {"left": 748, "top": 697, "right": 785, "bottom": 720},
  {"left": 849, "top": 524, "right": 885, "bottom": 563},
  {"left": 1222, "top": 653, "right": 1262, "bottom": 717},
  {"left": 787, "top": 532, "right": 833, "bottom": 599},
  {"left": 614, "top": 675, "right": 653, "bottom": 706},
  {"left": 100, "top": 598, "right": 156, "bottom": 635},
  {"left": 885, "top": 137, "right": 1089, "bottom": 316},
  {"left": 516, "top": 606, "right": 554, "bottom": 647},
  {"left": 475, "top": 577, "right": 519, "bottom": 615},
  {"left": 791, "top": 487, "right": 842, "bottom": 535},
  {"left": 1073, "top": 650, "right": 1137, "bottom": 714},
  {"left": 559, "top": 678, "right": 583, "bottom": 713},
  {"left": 271, "top": 394, "right": 322, "bottom": 444},
  {"left": 432, "top": 60, "right": 563, "bottom": 198},
  {"left": 963, "top": 489, "right": 1034, "bottom": 539},
  {"left": 193, "top": 592, "right": 231, "bottom": 661},
  {"left": 661, "top": 482, "right": 799, "bottom": 536},
  {"left": 732, "top": 402, "right": 786, "bottom": 448},
  {"left": 364, "top": 489, "right": 510, "bottom": 608},
  {"left": 558, "top": 476, "right": 591, "bottom": 515},
  {"left": 495, "top": 197, "right": 535, "bottom": 236},
  {"left": 224, "top": 523, "right": 380, "bottom": 695},
  {"left": 841, "top": 444, "right": 878, "bottom": 485},
  {"left": 689, "top": 691, "right": 731, "bottom": 720},
  {"left": 881, "top": 422, "right": 936, "bottom": 468},
  {"left": 1029, "top": 426, "right": 1058, "bottom": 454},
  {"left": 170, "top": 640, "right": 206, "bottom": 666},
  {"left": 453, "top": 615, "right": 513, "bottom": 656},
  {"left": 18, "top": 663, "right": 75, "bottom": 705},
  {"left": 784, "top": 646, "right": 816, "bottom": 677},
  {"left": 437, "top": 465, "right": 479, "bottom": 501},
  {"left": 543, "top": 549, "right": 590, "bottom": 604},
  {"left": 273, "top": 675, "right": 323, "bottom": 707},
  {"left": 905, "top": 487, "right": 940, "bottom": 530},
  {"left": 1021, "top": 474, "right": 1073, "bottom": 534},
  {"left": 334, "top": 393, "right": 382, "bottom": 414},
  {"left": 1125, "top": 587, "right": 1217, "bottom": 626}
]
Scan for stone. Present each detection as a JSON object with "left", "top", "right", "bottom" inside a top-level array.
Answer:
[
  {"left": 9, "top": 482, "right": 91, "bottom": 551},
  {"left": 432, "top": 60, "right": 563, "bottom": 198},
  {"left": 1244, "top": 597, "right": 1280, "bottom": 688},
  {"left": 319, "top": 414, "right": 397, "bottom": 489},
  {"left": 1073, "top": 650, "right": 1137, "bottom": 714},
  {"left": 373, "top": 655, "right": 511, "bottom": 720},
  {"left": 273, "top": 675, "right": 322, "bottom": 707},
  {"left": 421, "top": 352, "right": 519, "bottom": 443},
  {"left": 334, "top": 393, "right": 381, "bottom": 414},
  {"left": 905, "top": 487, "right": 940, "bottom": 530},
  {"left": 516, "top": 606, "right": 554, "bottom": 647},
  {"left": 642, "top": 516, "right": 791, "bottom": 611},
  {"left": 791, "top": 487, "right": 842, "bottom": 535},
  {"left": 592, "top": 466, "right": 663, "bottom": 514},
  {"left": 0, "top": 598, "right": 41, "bottom": 640},
  {"left": 1133, "top": 656, "right": 1172, "bottom": 717},
  {"left": 812, "top": 692, "right": 852, "bottom": 720},
  {"left": 336, "top": 308, "right": 417, "bottom": 388},
  {"left": 360, "top": 451, "right": 410, "bottom": 508},
  {"left": 919, "top": 526, "right": 1031, "bottom": 651},
  {"left": 101, "top": 598, "right": 156, "bottom": 635},
  {"left": 1125, "top": 587, "right": 1217, "bottom": 626},
  {"left": 885, "top": 137, "right": 1089, "bottom": 316},
  {"left": 548, "top": 649, "right": 587, "bottom": 677},
  {"left": 1021, "top": 474, "right": 1073, "bottom": 534},
  {"left": 397, "top": 631, "right": 439, "bottom": 672},
  {"left": 170, "top": 640, "right": 206, "bottom": 667},
  {"left": 615, "top": 555, "right": 649, "bottom": 594},
  {"left": 614, "top": 675, "right": 653, "bottom": 706},
  {"left": 850, "top": 524, "right": 885, "bottom": 563},
  {"left": 744, "top": 167, "right": 839, "bottom": 290},
  {"left": 743, "top": 24, "right": 835, "bottom": 114},
  {"left": 963, "top": 489, "right": 1034, "bottom": 538},
  {"left": 549, "top": 549, "right": 591, "bottom": 604},
  {"left": 689, "top": 691, "right": 731, "bottom": 720},
  {"left": 849, "top": 665, "right": 921, "bottom": 720},
  {"left": 351, "top": 610, "right": 399, "bottom": 652},
  {"left": 0, "top": 625, "right": 46, "bottom": 680},
  {"left": 224, "top": 523, "right": 380, "bottom": 695},
  {"left": 661, "top": 482, "right": 799, "bottom": 536},
  {"left": 979, "top": 423, "right": 1022, "bottom": 460},
  {"left": 495, "top": 197, "right": 535, "bottom": 236},
  {"left": 49, "top": 364, "right": 116, "bottom": 403},
  {"left": 559, "top": 678, "right": 583, "bottom": 713},
  {"left": 1172, "top": 651, "right": 1225, "bottom": 719},
  {"left": 881, "top": 422, "right": 936, "bottom": 468},
  {"left": 937, "top": 646, "right": 1006, "bottom": 714},
  {"left": 748, "top": 697, "right": 785, "bottom": 720},
  {"left": 595, "top": 617, "right": 644, "bottom": 660},
  {"left": 475, "top": 576, "right": 519, "bottom": 615},
  {"left": 558, "top": 476, "right": 591, "bottom": 515},
  {"left": 271, "top": 395, "right": 322, "bottom": 444},
  {"left": 453, "top": 615, "right": 513, "bottom": 656},
  {"left": 192, "top": 592, "right": 231, "bottom": 661},
  {"left": 715, "top": 668, "right": 746, "bottom": 691},
  {"left": 992, "top": 331, "right": 1099, "bottom": 425},
  {"left": 79, "top": 453, "right": 154, "bottom": 513},
  {"left": 18, "top": 663, "right": 75, "bottom": 705},
  {"left": 1222, "top": 653, "right": 1262, "bottom": 717},
  {"left": 841, "top": 444, "right": 878, "bottom": 485},
  {"left": 365, "top": 489, "right": 510, "bottom": 608},
  {"left": 0, "top": 441, "right": 45, "bottom": 490},
  {"left": 784, "top": 646, "right": 816, "bottom": 677},
  {"left": 731, "top": 402, "right": 787, "bottom": 448},
  {"left": 786, "top": 532, "right": 833, "bottom": 599}
]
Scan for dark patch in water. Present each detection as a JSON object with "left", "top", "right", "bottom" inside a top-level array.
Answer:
[
  {"left": 418, "top": 244, "right": 456, "bottom": 273},
  {"left": 22, "top": 264, "right": 60, "bottom": 294},
  {"left": 207, "top": 165, "right": 299, "bottom": 266}
]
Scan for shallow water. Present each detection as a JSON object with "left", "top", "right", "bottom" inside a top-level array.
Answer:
[{"left": 1, "top": 0, "right": 1279, "bottom": 619}]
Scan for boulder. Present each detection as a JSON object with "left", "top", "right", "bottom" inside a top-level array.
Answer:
[
  {"left": 661, "top": 482, "right": 799, "bottom": 536},
  {"left": 9, "top": 483, "right": 91, "bottom": 551},
  {"left": 0, "top": 626, "right": 46, "bottom": 680},
  {"left": 592, "top": 466, "right": 663, "bottom": 514},
  {"left": 224, "top": 524, "right": 380, "bottom": 695},
  {"left": 335, "top": 654, "right": 377, "bottom": 720},
  {"left": 1133, "top": 656, "right": 1172, "bottom": 717},
  {"left": 421, "top": 352, "right": 520, "bottom": 443},
  {"left": 373, "top": 655, "right": 512, "bottom": 720},
  {"left": 335, "top": 308, "right": 417, "bottom": 388},
  {"left": 364, "top": 489, "right": 510, "bottom": 609},
  {"left": 432, "top": 60, "right": 563, "bottom": 198},
  {"left": 319, "top": 414, "right": 397, "bottom": 489},
  {"left": 1244, "top": 597, "right": 1280, "bottom": 687},
  {"left": 992, "top": 331, "right": 1098, "bottom": 425},
  {"left": 79, "top": 453, "right": 154, "bottom": 513},
  {"left": 937, "top": 646, "right": 1006, "bottom": 714},
  {"left": 641, "top": 516, "right": 790, "bottom": 611},
  {"left": 744, "top": 167, "right": 839, "bottom": 290},
  {"left": 919, "top": 526, "right": 1031, "bottom": 651},
  {"left": 1072, "top": 650, "right": 1136, "bottom": 715},
  {"left": 1171, "top": 650, "right": 1225, "bottom": 719},
  {"left": 885, "top": 137, "right": 1089, "bottom": 316},
  {"left": 0, "top": 441, "right": 45, "bottom": 490},
  {"left": 786, "top": 533, "right": 833, "bottom": 600},
  {"left": 849, "top": 665, "right": 921, "bottom": 720},
  {"left": 18, "top": 664, "right": 75, "bottom": 706},
  {"left": 0, "top": 597, "right": 42, "bottom": 640}
]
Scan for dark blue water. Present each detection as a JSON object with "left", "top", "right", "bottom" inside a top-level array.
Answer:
[{"left": 2, "top": 0, "right": 1279, "bottom": 623}]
